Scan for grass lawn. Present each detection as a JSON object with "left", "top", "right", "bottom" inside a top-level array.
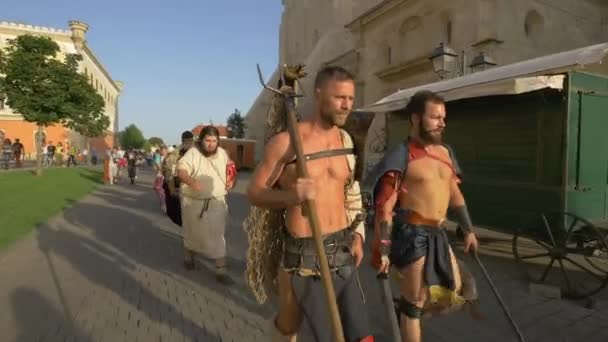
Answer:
[{"left": 0, "top": 167, "right": 103, "bottom": 250}]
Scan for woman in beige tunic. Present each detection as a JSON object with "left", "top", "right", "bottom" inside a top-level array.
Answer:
[{"left": 177, "top": 126, "right": 235, "bottom": 285}]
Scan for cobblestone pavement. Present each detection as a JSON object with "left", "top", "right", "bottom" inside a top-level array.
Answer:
[
  {"left": 0, "top": 170, "right": 272, "bottom": 342},
  {"left": 1, "top": 170, "right": 607, "bottom": 341}
]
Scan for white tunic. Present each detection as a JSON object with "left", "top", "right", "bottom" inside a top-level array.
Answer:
[{"left": 177, "top": 147, "right": 230, "bottom": 259}]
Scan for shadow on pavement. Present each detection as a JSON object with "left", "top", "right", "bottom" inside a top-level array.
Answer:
[
  {"left": 10, "top": 287, "right": 92, "bottom": 342},
  {"left": 54, "top": 173, "right": 275, "bottom": 319}
]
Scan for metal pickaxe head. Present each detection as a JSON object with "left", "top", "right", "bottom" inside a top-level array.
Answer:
[{"left": 256, "top": 63, "right": 304, "bottom": 98}]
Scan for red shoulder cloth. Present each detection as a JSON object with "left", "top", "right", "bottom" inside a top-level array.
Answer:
[
  {"left": 226, "top": 161, "right": 237, "bottom": 183},
  {"left": 411, "top": 139, "right": 461, "bottom": 182},
  {"left": 370, "top": 139, "right": 461, "bottom": 270}
]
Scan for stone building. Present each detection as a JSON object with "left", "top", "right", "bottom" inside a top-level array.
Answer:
[
  {"left": 0, "top": 20, "right": 122, "bottom": 157},
  {"left": 245, "top": 0, "right": 608, "bottom": 162}
]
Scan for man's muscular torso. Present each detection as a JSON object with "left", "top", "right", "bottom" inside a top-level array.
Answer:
[
  {"left": 278, "top": 122, "right": 350, "bottom": 238},
  {"left": 377, "top": 144, "right": 460, "bottom": 222},
  {"left": 401, "top": 145, "right": 456, "bottom": 220}
]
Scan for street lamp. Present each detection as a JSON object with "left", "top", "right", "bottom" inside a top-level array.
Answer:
[
  {"left": 429, "top": 43, "right": 458, "bottom": 79},
  {"left": 469, "top": 51, "right": 497, "bottom": 73},
  {"left": 429, "top": 42, "right": 497, "bottom": 79}
]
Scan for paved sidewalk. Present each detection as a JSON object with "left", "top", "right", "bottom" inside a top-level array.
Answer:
[
  {"left": 0, "top": 170, "right": 273, "bottom": 342},
  {"left": 1, "top": 170, "right": 607, "bottom": 341}
]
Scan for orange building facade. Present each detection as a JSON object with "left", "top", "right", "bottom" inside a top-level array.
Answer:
[
  {"left": 0, "top": 20, "right": 122, "bottom": 158},
  {"left": 0, "top": 121, "right": 116, "bottom": 159},
  {"left": 220, "top": 138, "right": 256, "bottom": 170}
]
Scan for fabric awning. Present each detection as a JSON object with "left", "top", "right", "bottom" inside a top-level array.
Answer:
[{"left": 360, "top": 42, "right": 608, "bottom": 113}]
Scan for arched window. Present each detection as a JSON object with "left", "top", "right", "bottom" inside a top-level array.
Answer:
[
  {"left": 524, "top": 10, "right": 544, "bottom": 41},
  {"left": 399, "top": 16, "right": 422, "bottom": 37},
  {"left": 378, "top": 41, "right": 392, "bottom": 65},
  {"left": 399, "top": 16, "right": 423, "bottom": 60},
  {"left": 438, "top": 10, "right": 454, "bottom": 45},
  {"left": 446, "top": 20, "right": 453, "bottom": 44}
]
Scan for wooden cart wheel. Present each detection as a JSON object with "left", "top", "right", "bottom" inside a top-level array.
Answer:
[{"left": 513, "top": 211, "right": 608, "bottom": 300}]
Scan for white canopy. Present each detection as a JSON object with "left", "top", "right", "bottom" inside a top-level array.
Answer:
[{"left": 361, "top": 42, "right": 608, "bottom": 113}]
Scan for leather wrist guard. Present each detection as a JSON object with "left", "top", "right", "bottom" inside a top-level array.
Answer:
[
  {"left": 453, "top": 205, "right": 474, "bottom": 234},
  {"left": 379, "top": 220, "right": 392, "bottom": 256}
]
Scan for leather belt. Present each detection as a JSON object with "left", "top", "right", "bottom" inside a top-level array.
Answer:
[
  {"left": 396, "top": 209, "right": 445, "bottom": 227},
  {"left": 282, "top": 229, "right": 354, "bottom": 272}
]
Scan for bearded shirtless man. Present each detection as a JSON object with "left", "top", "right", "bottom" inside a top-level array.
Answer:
[
  {"left": 368, "top": 90, "right": 479, "bottom": 342},
  {"left": 247, "top": 66, "right": 373, "bottom": 342}
]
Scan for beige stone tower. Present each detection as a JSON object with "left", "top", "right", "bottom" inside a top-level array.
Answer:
[
  {"left": 247, "top": 0, "right": 382, "bottom": 161},
  {"left": 68, "top": 20, "right": 89, "bottom": 50}
]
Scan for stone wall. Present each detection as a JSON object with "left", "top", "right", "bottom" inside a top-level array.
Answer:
[{"left": 246, "top": 0, "right": 607, "bottom": 163}]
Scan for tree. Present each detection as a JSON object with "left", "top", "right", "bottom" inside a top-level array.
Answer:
[
  {"left": 226, "top": 108, "right": 246, "bottom": 138},
  {"left": 61, "top": 54, "right": 108, "bottom": 157},
  {"left": 142, "top": 140, "right": 152, "bottom": 152},
  {"left": 119, "top": 124, "right": 146, "bottom": 149},
  {"left": 148, "top": 136, "right": 164, "bottom": 147},
  {"left": 0, "top": 35, "right": 107, "bottom": 175}
]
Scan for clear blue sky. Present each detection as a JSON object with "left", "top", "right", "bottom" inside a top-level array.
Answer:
[{"left": 3, "top": 0, "right": 282, "bottom": 145}]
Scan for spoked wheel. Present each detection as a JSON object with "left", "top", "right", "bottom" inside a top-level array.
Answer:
[{"left": 513, "top": 211, "right": 608, "bottom": 300}]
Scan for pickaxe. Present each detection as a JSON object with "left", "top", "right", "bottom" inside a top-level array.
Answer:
[{"left": 256, "top": 63, "right": 345, "bottom": 342}]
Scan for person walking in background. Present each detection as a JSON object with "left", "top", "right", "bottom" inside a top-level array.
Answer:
[
  {"left": 162, "top": 131, "right": 195, "bottom": 227},
  {"left": 2, "top": 138, "right": 13, "bottom": 170},
  {"left": 55, "top": 142, "right": 64, "bottom": 167},
  {"left": 12, "top": 139, "right": 23, "bottom": 168},
  {"left": 153, "top": 146, "right": 168, "bottom": 212},
  {"left": 177, "top": 126, "right": 236, "bottom": 285},
  {"left": 104, "top": 148, "right": 111, "bottom": 184},
  {"left": 112, "top": 147, "right": 123, "bottom": 182},
  {"left": 91, "top": 148, "right": 98, "bottom": 166},
  {"left": 41, "top": 141, "right": 49, "bottom": 167},
  {"left": 67, "top": 144, "right": 78, "bottom": 167},
  {"left": 46, "top": 141, "right": 56, "bottom": 167},
  {"left": 125, "top": 148, "right": 139, "bottom": 184},
  {"left": 82, "top": 148, "right": 89, "bottom": 165}
]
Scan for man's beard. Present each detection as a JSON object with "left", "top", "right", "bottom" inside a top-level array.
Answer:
[
  {"left": 201, "top": 146, "right": 218, "bottom": 156},
  {"left": 419, "top": 122, "right": 443, "bottom": 144},
  {"left": 321, "top": 109, "right": 349, "bottom": 127}
]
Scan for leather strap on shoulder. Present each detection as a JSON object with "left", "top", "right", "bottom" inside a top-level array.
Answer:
[{"left": 285, "top": 147, "right": 354, "bottom": 165}]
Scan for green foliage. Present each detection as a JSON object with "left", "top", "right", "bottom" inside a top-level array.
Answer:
[
  {"left": 61, "top": 54, "right": 108, "bottom": 138},
  {"left": 148, "top": 136, "right": 165, "bottom": 147},
  {"left": 226, "top": 108, "right": 246, "bottom": 138},
  {"left": 0, "top": 35, "right": 106, "bottom": 131},
  {"left": 142, "top": 140, "right": 152, "bottom": 152},
  {"left": 0, "top": 35, "right": 109, "bottom": 174},
  {"left": 119, "top": 124, "right": 146, "bottom": 149}
]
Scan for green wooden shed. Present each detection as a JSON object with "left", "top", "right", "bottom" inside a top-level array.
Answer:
[{"left": 361, "top": 43, "right": 608, "bottom": 233}]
